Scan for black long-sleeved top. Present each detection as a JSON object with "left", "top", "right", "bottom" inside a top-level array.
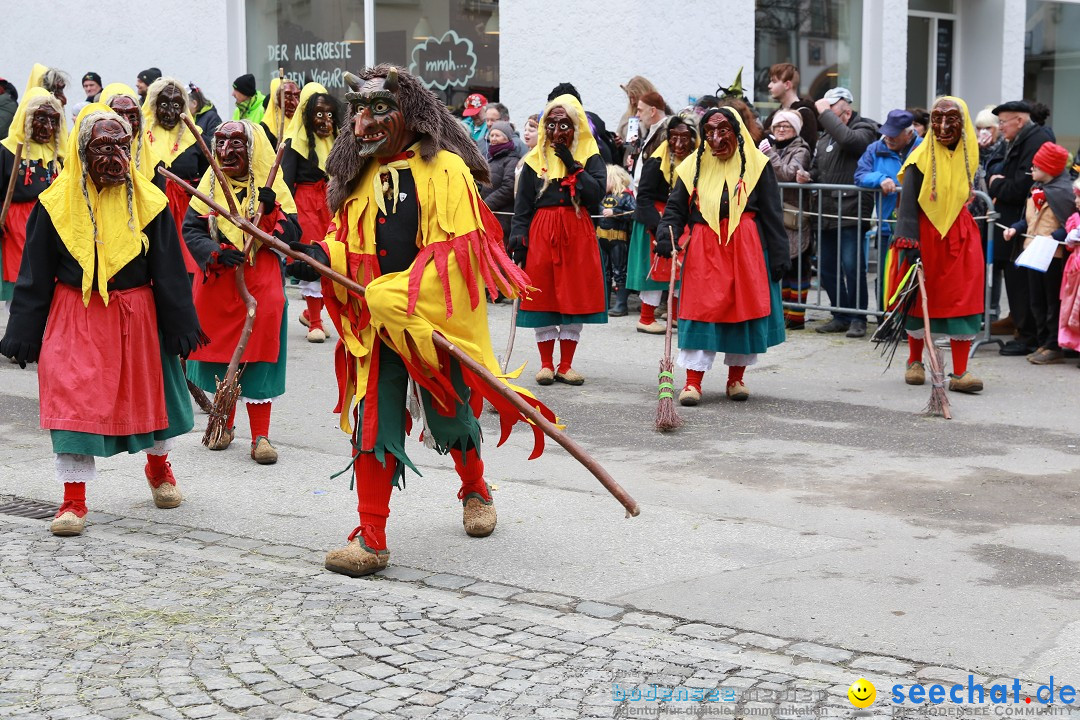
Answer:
[
  {"left": 634, "top": 156, "right": 670, "bottom": 230},
  {"left": 0, "top": 145, "right": 58, "bottom": 204},
  {"left": 282, "top": 145, "right": 326, "bottom": 194},
  {"left": 657, "top": 164, "right": 790, "bottom": 276},
  {"left": 0, "top": 203, "right": 203, "bottom": 364},
  {"left": 509, "top": 154, "right": 606, "bottom": 240},
  {"left": 182, "top": 192, "right": 302, "bottom": 273}
]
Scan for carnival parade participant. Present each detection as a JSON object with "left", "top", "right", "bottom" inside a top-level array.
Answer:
[
  {"left": 285, "top": 65, "right": 552, "bottom": 577},
  {"left": 182, "top": 120, "right": 301, "bottom": 463},
  {"left": 0, "top": 88, "right": 65, "bottom": 303},
  {"left": 99, "top": 83, "right": 153, "bottom": 181},
  {"left": 627, "top": 113, "right": 698, "bottom": 328},
  {"left": 0, "top": 103, "right": 204, "bottom": 536},
  {"left": 509, "top": 94, "right": 608, "bottom": 386},
  {"left": 282, "top": 81, "right": 338, "bottom": 343},
  {"left": 656, "top": 107, "right": 788, "bottom": 405},
  {"left": 891, "top": 97, "right": 986, "bottom": 392},
  {"left": 260, "top": 77, "right": 301, "bottom": 147}
]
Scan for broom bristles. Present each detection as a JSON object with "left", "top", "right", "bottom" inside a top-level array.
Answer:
[
  {"left": 655, "top": 360, "right": 682, "bottom": 432},
  {"left": 923, "top": 346, "right": 950, "bottom": 417},
  {"left": 202, "top": 375, "right": 241, "bottom": 447}
]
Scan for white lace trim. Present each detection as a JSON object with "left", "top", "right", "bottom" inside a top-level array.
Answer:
[
  {"left": 55, "top": 454, "right": 96, "bottom": 483},
  {"left": 146, "top": 437, "right": 174, "bottom": 457},
  {"left": 557, "top": 323, "right": 583, "bottom": 342},
  {"left": 240, "top": 396, "right": 280, "bottom": 405},
  {"left": 299, "top": 279, "right": 323, "bottom": 298},
  {"left": 724, "top": 352, "right": 758, "bottom": 367},
  {"left": 677, "top": 349, "right": 716, "bottom": 371}
]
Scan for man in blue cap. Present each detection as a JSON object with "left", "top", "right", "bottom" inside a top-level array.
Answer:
[{"left": 855, "top": 108, "right": 921, "bottom": 305}]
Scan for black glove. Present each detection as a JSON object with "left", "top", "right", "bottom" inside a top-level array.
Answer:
[
  {"left": 285, "top": 241, "right": 328, "bottom": 282},
  {"left": 507, "top": 235, "right": 528, "bottom": 266},
  {"left": 257, "top": 186, "right": 276, "bottom": 214},
  {"left": 164, "top": 332, "right": 205, "bottom": 359},
  {"left": 553, "top": 143, "right": 579, "bottom": 171},
  {"left": 2, "top": 340, "right": 38, "bottom": 368},
  {"left": 770, "top": 265, "right": 786, "bottom": 283},
  {"left": 217, "top": 246, "right": 245, "bottom": 267},
  {"left": 654, "top": 227, "right": 677, "bottom": 259}
]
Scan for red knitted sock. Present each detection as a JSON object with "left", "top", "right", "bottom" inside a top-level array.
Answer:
[
  {"left": 352, "top": 453, "right": 395, "bottom": 550},
  {"left": 145, "top": 453, "right": 175, "bottom": 487},
  {"left": 685, "top": 369, "right": 705, "bottom": 391},
  {"left": 537, "top": 339, "right": 555, "bottom": 370},
  {"left": 246, "top": 402, "right": 272, "bottom": 442},
  {"left": 950, "top": 340, "right": 971, "bottom": 376},
  {"left": 58, "top": 482, "right": 87, "bottom": 518},
  {"left": 557, "top": 339, "right": 578, "bottom": 373},
  {"left": 727, "top": 365, "right": 746, "bottom": 387},
  {"left": 908, "top": 336, "right": 925, "bottom": 365},
  {"left": 451, "top": 447, "right": 490, "bottom": 501},
  {"left": 640, "top": 303, "right": 657, "bottom": 325},
  {"left": 305, "top": 296, "right": 324, "bottom": 330},
  {"left": 226, "top": 402, "right": 237, "bottom": 429}
]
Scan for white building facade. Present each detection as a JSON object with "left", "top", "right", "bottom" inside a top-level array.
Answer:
[{"left": 2, "top": 0, "right": 1076, "bottom": 150}]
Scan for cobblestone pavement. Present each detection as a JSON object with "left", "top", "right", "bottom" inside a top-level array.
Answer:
[{"left": 0, "top": 512, "right": 1061, "bottom": 720}]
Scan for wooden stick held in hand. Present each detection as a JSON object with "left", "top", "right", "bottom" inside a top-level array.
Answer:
[{"left": 0, "top": 142, "right": 24, "bottom": 230}]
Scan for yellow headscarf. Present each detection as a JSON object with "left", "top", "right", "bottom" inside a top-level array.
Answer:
[
  {"left": 189, "top": 120, "right": 297, "bottom": 252},
  {"left": 675, "top": 107, "right": 768, "bottom": 242},
  {"left": 523, "top": 94, "right": 601, "bottom": 178},
  {"left": 260, "top": 77, "right": 294, "bottom": 144},
  {"left": 37, "top": 103, "right": 168, "bottom": 306},
  {"left": 23, "top": 63, "right": 48, "bottom": 97},
  {"left": 283, "top": 82, "right": 333, "bottom": 172},
  {"left": 1, "top": 87, "right": 67, "bottom": 166},
  {"left": 99, "top": 82, "right": 153, "bottom": 181},
  {"left": 141, "top": 77, "right": 197, "bottom": 168},
  {"left": 899, "top": 96, "right": 979, "bottom": 237},
  {"left": 652, "top": 116, "right": 699, "bottom": 186}
]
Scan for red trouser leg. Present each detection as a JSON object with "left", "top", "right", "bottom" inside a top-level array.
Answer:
[
  {"left": 557, "top": 339, "right": 578, "bottom": 374},
  {"left": 145, "top": 453, "right": 176, "bottom": 487},
  {"left": 537, "top": 339, "right": 555, "bottom": 371},
  {"left": 950, "top": 339, "right": 971, "bottom": 376},
  {"left": 59, "top": 482, "right": 87, "bottom": 518},
  {"left": 352, "top": 453, "right": 395, "bottom": 550},
  {"left": 246, "top": 401, "right": 272, "bottom": 442},
  {"left": 450, "top": 447, "right": 490, "bottom": 501},
  {"left": 908, "top": 336, "right": 925, "bottom": 365},
  {"left": 639, "top": 303, "right": 657, "bottom": 325},
  {"left": 727, "top": 365, "right": 746, "bottom": 387},
  {"left": 685, "top": 369, "right": 704, "bottom": 391},
  {"left": 305, "top": 296, "right": 324, "bottom": 330}
]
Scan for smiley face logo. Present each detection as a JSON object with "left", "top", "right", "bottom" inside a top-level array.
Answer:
[{"left": 848, "top": 678, "right": 876, "bottom": 708}]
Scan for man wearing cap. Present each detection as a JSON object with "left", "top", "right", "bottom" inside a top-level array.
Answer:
[
  {"left": 232, "top": 73, "right": 265, "bottom": 124},
  {"left": 135, "top": 67, "right": 161, "bottom": 104},
  {"left": 987, "top": 100, "right": 1052, "bottom": 356},
  {"left": 462, "top": 92, "right": 488, "bottom": 153},
  {"left": 855, "top": 109, "right": 922, "bottom": 297},
  {"left": 797, "top": 86, "right": 879, "bottom": 337},
  {"left": 81, "top": 72, "right": 102, "bottom": 102}
]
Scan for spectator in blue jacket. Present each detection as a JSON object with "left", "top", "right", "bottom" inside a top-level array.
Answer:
[{"left": 855, "top": 109, "right": 922, "bottom": 246}]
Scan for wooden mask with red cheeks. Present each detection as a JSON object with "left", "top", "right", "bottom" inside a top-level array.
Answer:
[
  {"left": 30, "top": 105, "right": 61, "bottom": 144},
  {"left": 668, "top": 124, "right": 695, "bottom": 161},
  {"left": 344, "top": 69, "right": 412, "bottom": 159},
  {"left": 545, "top": 107, "right": 574, "bottom": 148},
  {"left": 279, "top": 81, "right": 301, "bottom": 119},
  {"left": 931, "top": 100, "right": 963, "bottom": 149},
  {"left": 704, "top": 111, "right": 737, "bottom": 161},
  {"left": 156, "top": 85, "right": 183, "bottom": 130},
  {"left": 86, "top": 118, "right": 132, "bottom": 190},
  {"left": 107, "top": 96, "right": 141, "bottom": 137},
  {"left": 214, "top": 121, "right": 249, "bottom": 179}
]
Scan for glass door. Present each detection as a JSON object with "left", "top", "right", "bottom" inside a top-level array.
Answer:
[{"left": 906, "top": 2, "right": 957, "bottom": 109}]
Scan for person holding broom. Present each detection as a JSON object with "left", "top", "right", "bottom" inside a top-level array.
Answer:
[
  {"left": 889, "top": 96, "right": 985, "bottom": 393},
  {"left": 656, "top": 106, "right": 788, "bottom": 406},
  {"left": 284, "top": 65, "right": 556, "bottom": 578},
  {"left": 182, "top": 120, "right": 301, "bottom": 463},
  {"left": 0, "top": 103, "right": 204, "bottom": 537}
]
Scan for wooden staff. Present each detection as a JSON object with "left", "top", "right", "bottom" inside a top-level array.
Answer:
[
  {"left": 158, "top": 166, "right": 640, "bottom": 517},
  {"left": 0, "top": 142, "right": 24, "bottom": 230}
]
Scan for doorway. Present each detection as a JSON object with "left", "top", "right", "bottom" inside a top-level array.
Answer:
[{"left": 906, "top": 0, "right": 957, "bottom": 109}]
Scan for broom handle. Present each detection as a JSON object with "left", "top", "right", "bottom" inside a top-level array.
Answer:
[
  {"left": 159, "top": 167, "right": 640, "bottom": 517},
  {"left": 663, "top": 227, "right": 678, "bottom": 360},
  {"left": 917, "top": 263, "right": 951, "bottom": 420},
  {"left": 0, "top": 142, "right": 24, "bottom": 230}
]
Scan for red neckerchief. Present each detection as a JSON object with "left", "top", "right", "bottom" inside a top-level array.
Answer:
[{"left": 559, "top": 167, "right": 583, "bottom": 197}]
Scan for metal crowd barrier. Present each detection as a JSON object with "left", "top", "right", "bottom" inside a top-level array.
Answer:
[{"left": 777, "top": 182, "right": 1001, "bottom": 356}]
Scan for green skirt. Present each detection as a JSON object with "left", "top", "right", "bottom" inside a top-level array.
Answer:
[
  {"left": 517, "top": 309, "right": 608, "bottom": 328},
  {"left": 186, "top": 304, "right": 288, "bottom": 400},
  {"left": 905, "top": 313, "right": 982, "bottom": 336},
  {"left": 51, "top": 336, "right": 194, "bottom": 457},
  {"left": 626, "top": 221, "right": 669, "bottom": 292},
  {"left": 677, "top": 277, "right": 786, "bottom": 355},
  {"left": 0, "top": 280, "right": 13, "bottom": 302}
]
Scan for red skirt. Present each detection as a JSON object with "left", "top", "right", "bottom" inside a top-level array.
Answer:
[
  {"left": 165, "top": 178, "right": 198, "bottom": 274},
  {"left": 680, "top": 214, "right": 770, "bottom": 324},
  {"left": 520, "top": 206, "right": 606, "bottom": 315},
  {"left": 39, "top": 284, "right": 168, "bottom": 435},
  {"left": 647, "top": 201, "right": 686, "bottom": 283},
  {"left": 294, "top": 180, "right": 331, "bottom": 244},
  {"left": 1, "top": 200, "right": 35, "bottom": 283},
  {"left": 916, "top": 208, "right": 984, "bottom": 318},
  {"left": 188, "top": 245, "right": 286, "bottom": 364}
]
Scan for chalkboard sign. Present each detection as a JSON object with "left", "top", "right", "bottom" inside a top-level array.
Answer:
[
  {"left": 264, "top": 21, "right": 357, "bottom": 93},
  {"left": 408, "top": 30, "right": 478, "bottom": 91},
  {"left": 936, "top": 19, "right": 953, "bottom": 98}
]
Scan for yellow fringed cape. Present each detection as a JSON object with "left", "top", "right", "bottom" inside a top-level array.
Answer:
[
  {"left": 37, "top": 103, "right": 168, "bottom": 306},
  {"left": 320, "top": 147, "right": 557, "bottom": 459},
  {"left": 675, "top": 109, "right": 768, "bottom": 242},
  {"left": 899, "top": 96, "right": 979, "bottom": 237}
]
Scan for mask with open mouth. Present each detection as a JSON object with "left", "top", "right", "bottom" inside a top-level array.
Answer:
[
  {"left": 86, "top": 118, "right": 132, "bottom": 191},
  {"left": 344, "top": 69, "right": 413, "bottom": 160},
  {"left": 215, "top": 121, "right": 250, "bottom": 179}
]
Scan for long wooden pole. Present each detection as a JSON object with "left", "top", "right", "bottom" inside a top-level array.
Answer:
[
  {"left": 0, "top": 142, "right": 24, "bottom": 230},
  {"left": 158, "top": 166, "right": 640, "bottom": 517}
]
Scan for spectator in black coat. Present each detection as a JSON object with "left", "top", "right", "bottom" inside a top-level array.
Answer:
[{"left": 480, "top": 121, "right": 520, "bottom": 245}]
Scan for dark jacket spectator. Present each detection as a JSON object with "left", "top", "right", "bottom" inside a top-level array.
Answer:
[
  {"left": 806, "top": 96, "right": 879, "bottom": 229},
  {"left": 0, "top": 81, "right": 17, "bottom": 139},
  {"left": 480, "top": 121, "right": 520, "bottom": 241}
]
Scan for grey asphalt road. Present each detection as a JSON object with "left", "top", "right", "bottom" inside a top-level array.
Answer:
[{"left": 2, "top": 288, "right": 1079, "bottom": 685}]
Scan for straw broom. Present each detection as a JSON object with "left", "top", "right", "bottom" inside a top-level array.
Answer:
[
  {"left": 158, "top": 166, "right": 642, "bottom": 518},
  {"left": 655, "top": 228, "right": 682, "bottom": 431},
  {"left": 917, "top": 263, "right": 951, "bottom": 419}
]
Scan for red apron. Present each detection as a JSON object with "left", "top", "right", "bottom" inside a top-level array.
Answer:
[
  {"left": 189, "top": 244, "right": 286, "bottom": 364},
  {"left": 294, "top": 180, "right": 331, "bottom": 244},
  {"left": 520, "top": 206, "right": 606, "bottom": 315},
  {"left": 647, "top": 200, "right": 687, "bottom": 283},
  {"left": 680, "top": 213, "right": 770, "bottom": 324},
  {"left": 916, "top": 207, "right": 984, "bottom": 318},
  {"left": 1, "top": 200, "right": 35, "bottom": 283},
  {"left": 38, "top": 284, "right": 168, "bottom": 435},
  {"left": 165, "top": 178, "right": 198, "bottom": 274}
]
